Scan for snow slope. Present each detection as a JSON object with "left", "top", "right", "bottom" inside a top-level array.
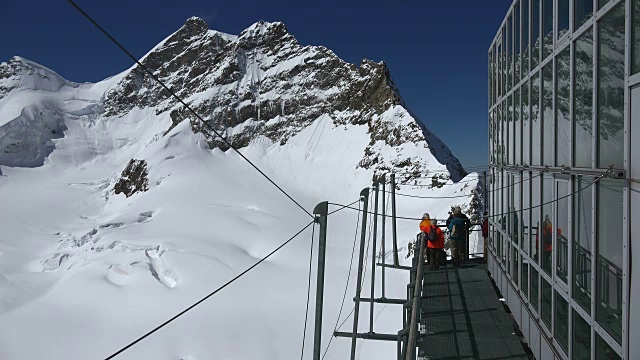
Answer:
[{"left": 0, "top": 20, "right": 481, "bottom": 360}]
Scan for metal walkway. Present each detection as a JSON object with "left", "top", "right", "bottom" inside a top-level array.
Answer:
[{"left": 417, "top": 259, "right": 528, "bottom": 360}]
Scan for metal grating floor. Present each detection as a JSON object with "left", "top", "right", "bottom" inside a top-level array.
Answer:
[{"left": 417, "top": 259, "right": 528, "bottom": 360}]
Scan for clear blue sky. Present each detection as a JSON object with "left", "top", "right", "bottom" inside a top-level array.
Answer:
[{"left": 0, "top": 0, "right": 511, "bottom": 169}]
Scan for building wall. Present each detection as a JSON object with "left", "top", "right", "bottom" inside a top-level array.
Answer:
[{"left": 487, "top": 0, "right": 640, "bottom": 358}]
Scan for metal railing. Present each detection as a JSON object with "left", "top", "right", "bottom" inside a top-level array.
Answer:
[{"left": 399, "top": 234, "right": 425, "bottom": 360}]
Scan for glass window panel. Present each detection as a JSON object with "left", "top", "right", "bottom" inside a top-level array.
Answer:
[
  {"left": 515, "top": 1, "right": 521, "bottom": 83},
  {"left": 575, "top": 0, "right": 593, "bottom": 29},
  {"left": 597, "top": 3, "right": 625, "bottom": 169},
  {"left": 489, "top": 52, "right": 493, "bottom": 107},
  {"left": 542, "top": 174, "right": 554, "bottom": 275},
  {"left": 556, "top": 47, "right": 571, "bottom": 167},
  {"left": 498, "top": 41, "right": 503, "bottom": 99},
  {"left": 573, "top": 176, "right": 593, "bottom": 313},
  {"left": 596, "top": 333, "right": 621, "bottom": 360},
  {"left": 532, "top": 174, "right": 541, "bottom": 263},
  {"left": 531, "top": 267, "right": 540, "bottom": 311},
  {"left": 515, "top": 90, "right": 521, "bottom": 165},
  {"left": 508, "top": 14, "right": 513, "bottom": 92},
  {"left": 574, "top": 29, "right": 594, "bottom": 168},
  {"left": 522, "top": 260, "right": 529, "bottom": 297},
  {"left": 523, "top": 172, "right": 531, "bottom": 254},
  {"left": 522, "top": 82, "right": 530, "bottom": 165},
  {"left": 503, "top": 104, "right": 507, "bottom": 165},
  {"left": 508, "top": 95, "right": 513, "bottom": 165},
  {"left": 557, "top": 0, "right": 569, "bottom": 39},
  {"left": 513, "top": 246, "right": 520, "bottom": 284},
  {"left": 556, "top": 181, "right": 569, "bottom": 283},
  {"left": 542, "top": 0, "right": 554, "bottom": 60},
  {"left": 633, "top": 0, "right": 640, "bottom": 75},
  {"left": 598, "top": 0, "right": 611, "bottom": 10},
  {"left": 523, "top": 0, "right": 530, "bottom": 75},
  {"left": 532, "top": 72, "right": 542, "bottom": 165},
  {"left": 532, "top": 0, "right": 541, "bottom": 68},
  {"left": 596, "top": 179, "right": 623, "bottom": 343},
  {"left": 513, "top": 173, "right": 521, "bottom": 246},
  {"left": 573, "top": 309, "right": 591, "bottom": 360},
  {"left": 503, "top": 28, "right": 507, "bottom": 97},
  {"left": 555, "top": 291, "right": 569, "bottom": 352},
  {"left": 542, "top": 63, "right": 554, "bottom": 166},
  {"left": 541, "top": 278, "right": 552, "bottom": 327}
]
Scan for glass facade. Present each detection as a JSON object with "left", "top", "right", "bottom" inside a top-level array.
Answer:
[{"left": 488, "top": 1, "right": 635, "bottom": 358}]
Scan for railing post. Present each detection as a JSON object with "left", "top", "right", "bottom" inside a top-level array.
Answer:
[
  {"left": 350, "top": 188, "right": 370, "bottom": 360},
  {"left": 312, "top": 201, "right": 329, "bottom": 360},
  {"left": 370, "top": 180, "right": 380, "bottom": 333},
  {"left": 391, "top": 173, "right": 399, "bottom": 266},
  {"left": 381, "top": 174, "right": 387, "bottom": 299},
  {"left": 406, "top": 235, "right": 425, "bottom": 360}
]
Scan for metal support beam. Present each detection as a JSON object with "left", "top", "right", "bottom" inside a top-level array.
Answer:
[
  {"left": 355, "top": 297, "right": 407, "bottom": 305},
  {"left": 334, "top": 331, "right": 398, "bottom": 341},
  {"left": 350, "top": 188, "right": 369, "bottom": 360},
  {"left": 312, "top": 201, "right": 328, "bottom": 360},
  {"left": 391, "top": 173, "right": 399, "bottom": 266},
  {"left": 370, "top": 180, "right": 380, "bottom": 333},
  {"left": 377, "top": 262, "right": 412, "bottom": 271},
  {"left": 381, "top": 174, "right": 386, "bottom": 299}
]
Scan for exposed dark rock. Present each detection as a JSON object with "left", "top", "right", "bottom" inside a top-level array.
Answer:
[{"left": 114, "top": 159, "right": 150, "bottom": 197}]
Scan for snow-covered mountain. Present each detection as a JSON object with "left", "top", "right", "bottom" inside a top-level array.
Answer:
[{"left": 0, "top": 18, "right": 479, "bottom": 360}]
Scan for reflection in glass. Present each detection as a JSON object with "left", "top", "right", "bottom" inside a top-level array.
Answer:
[
  {"left": 573, "top": 176, "right": 593, "bottom": 313},
  {"left": 542, "top": 175, "right": 553, "bottom": 275},
  {"left": 532, "top": 72, "right": 541, "bottom": 165},
  {"left": 513, "top": 246, "right": 519, "bottom": 284},
  {"left": 532, "top": 175, "right": 541, "bottom": 263},
  {"left": 555, "top": 292, "right": 569, "bottom": 352},
  {"left": 597, "top": 179, "right": 623, "bottom": 343},
  {"left": 574, "top": 29, "right": 594, "bottom": 168},
  {"left": 598, "top": 3, "right": 625, "bottom": 169},
  {"left": 522, "top": 0, "right": 530, "bottom": 74},
  {"left": 557, "top": 0, "right": 569, "bottom": 39},
  {"left": 542, "top": 64, "right": 554, "bottom": 166},
  {"left": 633, "top": 0, "right": 640, "bottom": 75},
  {"left": 556, "top": 182, "right": 569, "bottom": 283},
  {"left": 489, "top": 52, "right": 493, "bottom": 107},
  {"left": 542, "top": 0, "right": 553, "bottom": 60},
  {"left": 508, "top": 14, "right": 513, "bottom": 92},
  {"left": 557, "top": 47, "right": 570, "bottom": 166},
  {"left": 532, "top": 0, "right": 541, "bottom": 68},
  {"left": 575, "top": 0, "right": 593, "bottom": 29},
  {"left": 531, "top": 267, "right": 540, "bottom": 311},
  {"left": 598, "top": 0, "right": 611, "bottom": 10},
  {"left": 515, "top": 90, "right": 521, "bottom": 164},
  {"left": 522, "top": 82, "right": 530, "bottom": 164},
  {"left": 541, "top": 278, "right": 552, "bottom": 328},
  {"left": 513, "top": 173, "right": 521, "bottom": 246},
  {"left": 508, "top": 95, "right": 513, "bottom": 165},
  {"left": 522, "top": 261, "right": 529, "bottom": 298},
  {"left": 596, "top": 333, "right": 621, "bottom": 360},
  {"left": 522, "top": 173, "right": 530, "bottom": 254},
  {"left": 573, "top": 310, "right": 591, "bottom": 360},
  {"left": 515, "top": 1, "right": 521, "bottom": 83}
]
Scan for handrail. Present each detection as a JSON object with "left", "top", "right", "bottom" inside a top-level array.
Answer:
[{"left": 406, "top": 235, "right": 425, "bottom": 359}]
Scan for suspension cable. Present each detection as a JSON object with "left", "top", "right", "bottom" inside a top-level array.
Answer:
[
  {"left": 67, "top": 0, "right": 313, "bottom": 219},
  {"left": 300, "top": 222, "right": 316, "bottom": 360},
  {"left": 392, "top": 171, "right": 544, "bottom": 199},
  {"left": 104, "top": 220, "right": 314, "bottom": 359}
]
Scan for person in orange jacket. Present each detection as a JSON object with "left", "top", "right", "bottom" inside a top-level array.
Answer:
[{"left": 420, "top": 213, "right": 445, "bottom": 270}]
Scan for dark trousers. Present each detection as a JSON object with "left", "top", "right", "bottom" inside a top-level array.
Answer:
[{"left": 429, "top": 248, "right": 444, "bottom": 269}]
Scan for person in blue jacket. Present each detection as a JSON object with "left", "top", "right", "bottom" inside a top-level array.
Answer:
[{"left": 448, "top": 207, "right": 466, "bottom": 266}]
